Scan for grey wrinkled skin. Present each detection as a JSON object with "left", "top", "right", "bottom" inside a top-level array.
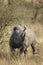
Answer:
[{"left": 9, "top": 25, "right": 36, "bottom": 55}]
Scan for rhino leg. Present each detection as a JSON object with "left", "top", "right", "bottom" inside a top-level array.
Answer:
[
  {"left": 31, "top": 43, "right": 35, "bottom": 54},
  {"left": 24, "top": 49, "right": 28, "bottom": 56},
  {"left": 20, "top": 46, "right": 24, "bottom": 54},
  {"left": 20, "top": 46, "right": 28, "bottom": 56}
]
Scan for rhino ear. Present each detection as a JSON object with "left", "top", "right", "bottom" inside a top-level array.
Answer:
[{"left": 13, "top": 27, "right": 17, "bottom": 31}]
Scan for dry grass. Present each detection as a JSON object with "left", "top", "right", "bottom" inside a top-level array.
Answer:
[
  {"left": 0, "top": 22, "right": 43, "bottom": 65},
  {"left": 0, "top": 0, "right": 43, "bottom": 65}
]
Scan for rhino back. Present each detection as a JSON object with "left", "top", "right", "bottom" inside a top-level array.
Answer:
[{"left": 23, "top": 28, "right": 36, "bottom": 47}]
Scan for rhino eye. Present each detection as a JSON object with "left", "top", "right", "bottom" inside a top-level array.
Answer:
[{"left": 13, "top": 27, "right": 17, "bottom": 31}]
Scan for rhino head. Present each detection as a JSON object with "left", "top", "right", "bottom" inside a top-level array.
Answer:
[
  {"left": 13, "top": 25, "right": 26, "bottom": 42},
  {"left": 20, "top": 26, "right": 26, "bottom": 42}
]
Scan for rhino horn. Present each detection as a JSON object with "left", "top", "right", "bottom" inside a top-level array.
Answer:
[{"left": 23, "top": 26, "right": 26, "bottom": 32}]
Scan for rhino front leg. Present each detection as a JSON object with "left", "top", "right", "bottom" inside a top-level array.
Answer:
[
  {"left": 20, "top": 46, "right": 28, "bottom": 55},
  {"left": 24, "top": 49, "right": 28, "bottom": 56},
  {"left": 20, "top": 46, "right": 24, "bottom": 54},
  {"left": 23, "top": 46, "right": 28, "bottom": 56}
]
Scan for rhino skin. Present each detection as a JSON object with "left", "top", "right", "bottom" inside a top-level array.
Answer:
[{"left": 9, "top": 25, "right": 36, "bottom": 55}]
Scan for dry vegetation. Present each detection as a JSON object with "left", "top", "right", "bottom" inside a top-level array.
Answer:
[{"left": 0, "top": 0, "right": 43, "bottom": 65}]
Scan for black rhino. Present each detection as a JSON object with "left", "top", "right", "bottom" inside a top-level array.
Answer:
[{"left": 9, "top": 25, "right": 36, "bottom": 55}]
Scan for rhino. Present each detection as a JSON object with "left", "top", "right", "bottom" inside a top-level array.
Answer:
[{"left": 9, "top": 25, "right": 36, "bottom": 55}]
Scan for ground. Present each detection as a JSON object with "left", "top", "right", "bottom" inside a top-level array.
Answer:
[{"left": 0, "top": 0, "right": 43, "bottom": 65}]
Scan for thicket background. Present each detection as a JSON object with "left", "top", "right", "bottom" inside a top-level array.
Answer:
[{"left": 0, "top": 0, "right": 43, "bottom": 65}]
